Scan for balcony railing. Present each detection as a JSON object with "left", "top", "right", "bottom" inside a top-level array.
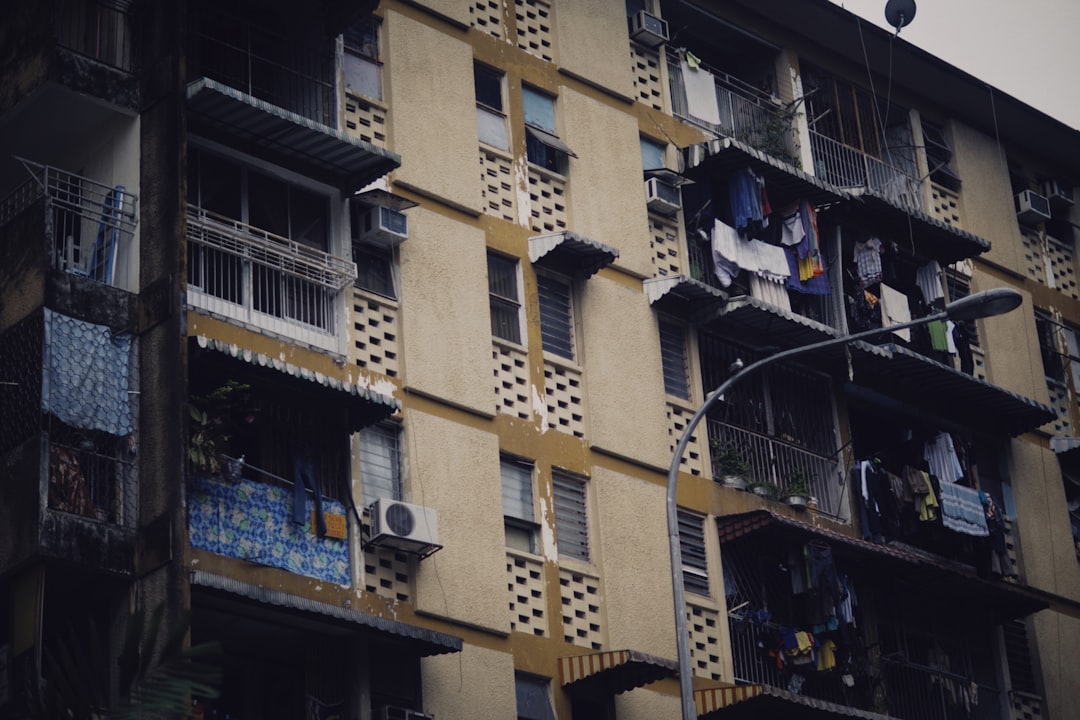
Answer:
[
  {"left": 56, "top": 0, "right": 134, "bottom": 71},
  {"left": 48, "top": 431, "right": 136, "bottom": 528},
  {"left": 667, "top": 50, "right": 798, "bottom": 166},
  {"left": 0, "top": 160, "right": 138, "bottom": 288},
  {"left": 809, "top": 130, "right": 923, "bottom": 212},
  {"left": 707, "top": 419, "right": 842, "bottom": 514},
  {"left": 186, "top": 205, "right": 356, "bottom": 350},
  {"left": 190, "top": 9, "right": 335, "bottom": 125}
]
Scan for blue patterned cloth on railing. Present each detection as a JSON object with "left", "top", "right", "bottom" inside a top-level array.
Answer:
[
  {"left": 189, "top": 475, "right": 350, "bottom": 585},
  {"left": 42, "top": 309, "right": 133, "bottom": 435},
  {"left": 938, "top": 482, "right": 989, "bottom": 537}
]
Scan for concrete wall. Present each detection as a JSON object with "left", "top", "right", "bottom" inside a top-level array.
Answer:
[
  {"left": 555, "top": 2, "right": 635, "bottom": 100},
  {"left": 399, "top": 208, "right": 493, "bottom": 414},
  {"left": 383, "top": 10, "right": 481, "bottom": 213},
  {"left": 972, "top": 268, "right": 1049, "bottom": 404},
  {"left": 561, "top": 87, "right": 654, "bottom": 277},
  {"left": 580, "top": 278, "right": 671, "bottom": 468},
  {"left": 407, "top": 409, "right": 509, "bottom": 632},
  {"left": 406, "top": 0, "right": 472, "bottom": 27},
  {"left": 423, "top": 643, "right": 517, "bottom": 718}
]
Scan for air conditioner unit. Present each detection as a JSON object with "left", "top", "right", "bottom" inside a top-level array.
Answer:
[
  {"left": 1015, "top": 189, "right": 1051, "bottom": 225},
  {"left": 629, "top": 10, "right": 669, "bottom": 48},
  {"left": 1043, "top": 179, "right": 1075, "bottom": 207},
  {"left": 645, "top": 176, "right": 681, "bottom": 215},
  {"left": 376, "top": 706, "right": 434, "bottom": 720},
  {"left": 369, "top": 499, "right": 439, "bottom": 554},
  {"left": 357, "top": 205, "right": 408, "bottom": 248}
]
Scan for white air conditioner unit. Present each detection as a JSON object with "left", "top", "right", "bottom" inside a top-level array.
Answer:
[
  {"left": 1043, "top": 179, "right": 1075, "bottom": 207},
  {"left": 357, "top": 205, "right": 408, "bottom": 248},
  {"left": 1016, "top": 189, "right": 1051, "bottom": 225},
  {"left": 369, "top": 499, "right": 439, "bottom": 554},
  {"left": 645, "top": 176, "right": 681, "bottom": 215},
  {"left": 376, "top": 706, "right": 433, "bottom": 720},
  {"left": 629, "top": 10, "right": 669, "bottom": 48}
]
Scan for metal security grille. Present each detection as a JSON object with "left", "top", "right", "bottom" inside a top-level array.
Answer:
[
  {"left": 659, "top": 319, "right": 690, "bottom": 400},
  {"left": 488, "top": 253, "right": 522, "bottom": 344},
  {"left": 537, "top": 273, "right": 574, "bottom": 359},
  {"left": 552, "top": 470, "right": 588, "bottom": 561},
  {"left": 678, "top": 509, "right": 709, "bottom": 596}
]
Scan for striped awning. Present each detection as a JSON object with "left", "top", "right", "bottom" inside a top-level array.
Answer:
[
  {"left": 558, "top": 649, "right": 677, "bottom": 696},
  {"left": 529, "top": 231, "right": 619, "bottom": 279},
  {"left": 695, "top": 684, "right": 897, "bottom": 719}
]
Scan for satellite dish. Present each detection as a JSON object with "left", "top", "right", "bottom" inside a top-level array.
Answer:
[{"left": 884, "top": 0, "right": 916, "bottom": 31}]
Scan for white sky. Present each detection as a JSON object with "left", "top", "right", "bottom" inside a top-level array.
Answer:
[{"left": 829, "top": 0, "right": 1080, "bottom": 131}]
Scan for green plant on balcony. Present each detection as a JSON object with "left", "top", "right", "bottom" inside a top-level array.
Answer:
[
  {"left": 735, "top": 99, "right": 803, "bottom": 169},
  {"left": 748, "top": 480, "right": 780, "bottom": 500},
  {"left": 783, "top": 468, "right": 812, "bottom": 508},
  {"left": 188, "top": 380, "right": 251, "bottom": 478},
  {"left": 711, "top": 439, "right": 751, "bottom": 489}
]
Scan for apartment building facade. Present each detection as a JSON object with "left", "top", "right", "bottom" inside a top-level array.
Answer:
[{"left": 1, "top": 0, "right": 1079, "bottom": 719}]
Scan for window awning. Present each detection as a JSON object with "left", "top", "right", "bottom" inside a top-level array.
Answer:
[
  {"left": 191, "top": 570, "right": 462, "bottom": 656},
  {"left": 836, "top": 189, "right": 990, "bottom": 264},
  {"left": 850, "top": 342, "right": 1055, "bottom": 436},
  {"left": 558, "top": 649, "right": 677, "bottom": 696},
  {"left": 193, "top": 335, "right": 399, "bottom": 429},
  {"left": 524, "top": 125, "right": 578, "bottom": 158},
  {"left": 644, "top": 275, "right": 726, "bottom": 321},
  {"left": 697, "top": 295, "right": 841, "bottom": 350},
  {"left": 186, "top": 78, "right": 401, "bottom": 193},
  {"left": 684, "top": 137, "right": 852, "bottom": 207},
  {"left": 695, "top": 684, "right": 896, "bottom": 719},
  {"left": 529, "top": 231, "right": 619, "bottom": 279},
  {"left": 717, "top": 510, "right": 1049, "bottom": 627}
]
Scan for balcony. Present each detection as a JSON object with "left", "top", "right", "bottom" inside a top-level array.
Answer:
[
  {"left": 56, "top": 0, "right": 134, "bottom": 72},
  {"left": 668, "top": 50, "right": 799, "bottom": 167},
  {"left": 186, "top": 205, "right": 356, "bottom": 352},
  {"left": 809, "top": 129, "right": 923, "bottom": 212},
  {"left": 0, "top": 160, "right": 138, "bottom": 290}
]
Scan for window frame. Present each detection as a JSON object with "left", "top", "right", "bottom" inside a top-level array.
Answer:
[
  {"left": 352, "top": 244, "right": 397, "bottom": 300},
  {"left": 659, "top": 317, "right": 690, "bottom": 400},
  {"left": 552, "top": 469, "right": 589, "bottom": 562},
  {"left": 640, "top": 137, "right": 667, "bottom": 172},
  {"left": 501, "top": 457, "right": 538, "bottom": 553},
  {"left": 475, "top": 62, "right": 509, "bottom": 151},
  {"left": 515, "top": 673, "right": 556, "bottom": 720},
  {"left": 343, "top": 16, "right": 382, "bottom": 101},
  {"left": 488, "top": 252, "right": 524, "bottom": 346},
  {"left": 677, "top": 508, "right": 710, "bottom": 597},
  {"left": 522, "top": 85, "right": 573, "bottom": 174},
  {"left": 359, "top": 421, "right": 403, "bottom": 505}
]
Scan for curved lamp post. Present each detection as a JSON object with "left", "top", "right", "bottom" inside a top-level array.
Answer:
[{"left": 666, "top": 287, "right": 1023, "bottom": 720}]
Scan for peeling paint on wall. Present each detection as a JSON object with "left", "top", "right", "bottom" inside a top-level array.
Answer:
[{"left": 532, "top": 383, "right": 549, "bottom": 432}]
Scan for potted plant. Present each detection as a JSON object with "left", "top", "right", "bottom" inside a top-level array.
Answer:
[
  {"left": 783, "top": 468, "right": 812, "bottom": 509},
  {"left": 188, "top": 380, "right": 251, "bottom": 479},
  {"left": 711, "top": 440, "right": 751, "bottom": 490},
  {"left": 748, "top": 480, "right": 779, "bottom": 500}
]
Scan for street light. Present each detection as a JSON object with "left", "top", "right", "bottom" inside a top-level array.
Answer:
[{"left": 665, "top": 287, "right": 1022, "bottom": 720}]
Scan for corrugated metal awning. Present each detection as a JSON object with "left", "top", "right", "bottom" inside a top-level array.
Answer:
[
  {"left": 717, "top": 510, "right": 1049, "bottom": 627},
  {"left": 699, "top": 295, "right": 841, "bottom": 350},
  {"left": 695, "top": 683, "right": 896, "bottom": 719},
  {"left": 525, "top": 125, "right": 578, "bottom": 158},
  {"left": 837, "top": 189, "right": 990, "bottom": 264},
  {"left": 644, "top": 275, "right": 726, "bottom": 321},
  {"left": 193, "top": 336, "right": 399, "bottom": 428},
  {"left": 558, "top": 649, "right": 677, "bottom": 696},
  {"left": 191, "top": 570, "right": 462, "bottom": 656},
  {"left": 186, "top": 78, "right": 401, "bottom": 192},
  {"left": 684, "top": 137, "right": 851, "bottom": 207},
  {"left": 851, "top": 343, "right": 1055, "bottom": 436},
  {"left": 529, "top": 231, "right": 619, "bottom": 279}
]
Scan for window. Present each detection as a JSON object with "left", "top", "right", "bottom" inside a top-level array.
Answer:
[
  {"left": 922, "top": 120, "right": 961, "bottom": 190},
  {"left": 659, "top": 319, "right": 690, "bottom": 400},
  {"left": 359, "top": 422, "right": 401, "bottom": 504},
  {"left": 488, "top": 253, "right": 523, "bottom": 344},
  {"left": 1036, "top": 311, "right": 1080, "bottom": 387},
  {"left": 501, "top": 458, "right": 537, "bottom": 553},
  {"left": 344, "top": 17, "right": 381, "bottom": 100},
  {"left": 677, "top": 509, "right": 709, "bottom": 596},
  {"left": 353, "top": 245, "right": 396, "bottom": 299},
  {"left": 523, "top": 86, "right": 575, "bottom": 173},
  {"left": 475, "top": 63, "right": 509, "bottom": 151},
  {"left": 641, "top": 137, "right": 667, "bottom": 171},
  {"left": 537, "top": 273, "right": 574, "bottom": 360},
  {"left": 552, "top": 470, "right": 589, "bottom": 561},
  {"left": 515, "top": 674, "right": 555, "bottom": 720}
]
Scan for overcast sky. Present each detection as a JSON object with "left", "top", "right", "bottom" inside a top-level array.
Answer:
[{"left": 829, "top": 0, "right": 1080, "bottom": 131}]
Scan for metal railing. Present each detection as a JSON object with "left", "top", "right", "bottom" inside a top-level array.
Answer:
[
  {"left": 56, "top": 0, "right": 134, "bottom": 71},
  {"left": 190, "top": 9, "right": 335, "bottom": 125},
  {"left": 707, "top": 419, "right": 842, "bottom": 513},
  {"left": 667, "top": 50, "right": 797, "bottom": 165},
  {"left": 186, "top": 205, "right": 355, "bottom": 342},
  {"left": 0, "top": 160, "right": 138, "bottom": 287},
  {"left": 48, "top": 435, "right": 136, "bottom": 528},
  {"left": 808, "top": 130, "right": 923, "bottom": 211}
]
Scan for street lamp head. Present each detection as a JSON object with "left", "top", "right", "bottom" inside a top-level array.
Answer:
[{"left": 944, "top": 287, "right": 1023, "bottom": 322}]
